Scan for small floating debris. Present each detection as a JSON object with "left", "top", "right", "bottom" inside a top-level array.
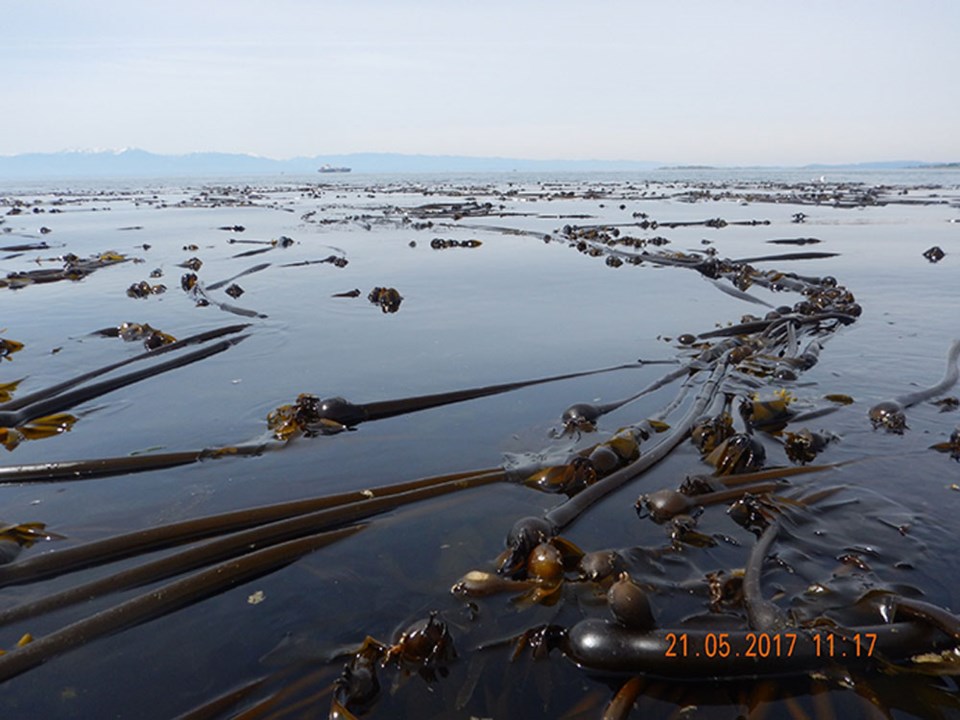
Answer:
[
  {"left": 934, "top": 397, "right": 959, "bottom": 412},
  {"left": 430, "top": 238, "right": 482, "bottom": 250},
  {"left": 126, "top": 281, "right": 167, "bottom": 299},
  {"left": 930, "top": 428, "right": 960, "bottom": 461},
  {"left": 368, "top": 286, "right": 403, "bottom": 313},
  {"left": 0, "top": 381, "right": 21, "bottom": 402},
  {"left": 923, "top": 246, "right": 946, "bottom": 263},
  {"left": 0, "top": 633, "right": 36, "bottom": 652},
  {"left": 1, "top": 413, "right": 79, "bottom": 452},
  {"left": 0, "top": 522, "right": 61, "bottom": 548},
  {"left": 0, "top": 338, "right": 24, "bottom": 361},
  {"left": 332, "top": 289, "right": 361, "bottom": 298},
  {"left": 767, "top": 237, "right": 822, "bottom": 245},
  {"left": 94, "top": 322, "right": 177, "bottom": 350},
  {"left": 224, "top": 284, "right": 244, "bottom": 299},
  {"left": 282, "top": 255, "right": 347, "bottom": 268}
]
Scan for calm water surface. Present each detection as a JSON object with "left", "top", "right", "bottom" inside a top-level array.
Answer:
[{"left": 1, "top": 170, "right": 959, "bottom": 718}]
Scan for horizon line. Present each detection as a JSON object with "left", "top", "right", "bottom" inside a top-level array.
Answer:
[{"left": 0, "top": 147, "right": 955, "bottom": 170}]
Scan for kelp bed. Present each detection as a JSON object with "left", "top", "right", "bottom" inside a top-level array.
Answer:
[{"left": 2, "top": 173, "right": 960, "bottom": 719}]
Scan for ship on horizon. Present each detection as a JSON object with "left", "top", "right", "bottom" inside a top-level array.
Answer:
[{"left": 318, "top": 164, "right": 351, "bottom": 173}]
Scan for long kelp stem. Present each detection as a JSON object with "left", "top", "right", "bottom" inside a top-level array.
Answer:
[
  {"left": 0, "top": 324, "right": 249, "bottom": 413},
  {"left": 557, "top": 340, "right": 735, "bottom": 430},
  {"left": 697, "top": 312, "right": 856, "bottom": 340},
  {"left": 0, "top": 526, "right": 364, "bottom": 683},
  {"left": 172, "top": 676, "right": 270, "bottom": 720},
  {"left": 0, "top": 335, "right": 248, "bottom": 427},
  {"left": 742, "top": 520, "right": 788, "bottom": 631},
  {"left": 205, "top": 262, "right": 272, "bottom": 291},
  {"left": 359, "top": 362, "right": 661, "bottom": 422},
  {"left": 0, "top": 467, "right": 505, "bottom": 588},
  {"left": 894, "top": 338, "right": 960, "bottom": 409},
  {"left": 683, "top": 460, "right": 855, "bottom": 491},
  {"left": 0, "top": 470, "right": 507, "bottom": 625},
  {"left": 0, "top": 443, "right": 270, "bottom": 484}
]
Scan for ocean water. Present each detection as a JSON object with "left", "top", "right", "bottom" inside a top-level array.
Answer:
[{"left": 1, "top": 170, "right": 959, "bottom": 718}]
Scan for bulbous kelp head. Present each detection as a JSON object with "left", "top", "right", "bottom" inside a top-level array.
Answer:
[
  {"left": 384, "top": 612, "right": 455, "bottom": 681},
  {"left": 726, "top": 493, "right": 774, "bottom": 534},
  {"left": 608, "top": 572, "right": 656, "bottom": 631},
  {"left": 706, "top": 570, "right": 744, "bottom": 611},
  {"left": 269, "top": 394, "right": 370, "bottom": 440},
  {"left": 368, "top": 287, "right": 403, "bottom": 313},
  {"left": 297, "top": 394, "right": 368, "bottom": 427},
  {"left": 783, "top": 428, "right": 829, "bottom": 464},
  {"left": 635, "top": 489, "right": 694, "bottom": 524},
  {"left": 527, "top": 542, "right": 565, "bottom": 586},
  {"left": 579, "top": 550, "right": 625, "bottom": 583},
  {"left": 869, "top": 400, "right": 907, "bottom": 434},
  {"left": 498, "top": 516, "right": 554, "bottom": 577},
  {"left": 705, "top": 433, "right": 767, "bottom": 475},
  {"left": 560, "top": 402, "right": 601, "bottom": 434},
  {"left": 588, "top": 445, "right": 624, "bottom": 476}
]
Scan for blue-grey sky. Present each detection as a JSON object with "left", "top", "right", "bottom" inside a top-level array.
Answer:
[{"left": 4, "top": 1, "right": 958, "bottom": 165}]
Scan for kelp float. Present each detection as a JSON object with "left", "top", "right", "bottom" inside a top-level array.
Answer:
[{"left": 1, "top": 178, "right": 959, "bottom": 719}]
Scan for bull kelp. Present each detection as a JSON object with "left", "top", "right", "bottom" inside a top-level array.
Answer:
[{"left": 2, "top": 170, "right": 960, "bottom": 718}]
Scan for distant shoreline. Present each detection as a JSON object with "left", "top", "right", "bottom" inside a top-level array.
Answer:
[{"left": 1, "top": 149, "right": 958, "bottom": 179}]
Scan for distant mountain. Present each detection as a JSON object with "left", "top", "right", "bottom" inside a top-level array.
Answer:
[{"left": 0, "top": 149, "right": 663, "bottom": 178}]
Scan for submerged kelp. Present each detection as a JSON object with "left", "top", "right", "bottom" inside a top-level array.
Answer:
[{"left": 1, "top": 172, "right": 960, "bottom": 718}]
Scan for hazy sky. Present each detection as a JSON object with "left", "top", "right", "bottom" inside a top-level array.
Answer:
[{"left": 4, "top": 1, "right": 959, "bottom": 165}]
